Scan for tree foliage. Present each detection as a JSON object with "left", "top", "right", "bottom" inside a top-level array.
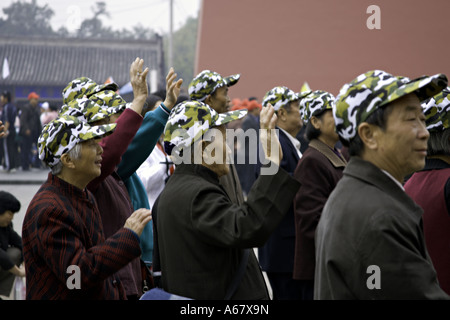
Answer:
[
  {"left": 0, "top": 0, "right": 56, "bottom": 37},
  {"left": 164, "top": 16, "right": 198, "bottom": 89}
]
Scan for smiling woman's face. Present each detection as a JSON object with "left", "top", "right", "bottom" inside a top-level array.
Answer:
[{"left": 72, "top": 138, "right": 104, "bottom": 180}]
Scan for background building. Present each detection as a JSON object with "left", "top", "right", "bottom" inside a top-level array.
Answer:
[
  {"left": 0, "top": 35, "right": 164, "bottom": 108},
  {"left": 196, "top": 0, "right": 450, "bottom": 100}
]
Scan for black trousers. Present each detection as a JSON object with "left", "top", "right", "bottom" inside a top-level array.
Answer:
[{"left": 266, "top": 272, "right": 302, "bottom": 300}]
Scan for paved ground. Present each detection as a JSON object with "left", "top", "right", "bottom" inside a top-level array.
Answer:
[{"left": 0, "top": 167, "right": 49, "bottom": 236}]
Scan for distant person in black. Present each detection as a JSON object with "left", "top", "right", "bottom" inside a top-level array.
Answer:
[
  {"left": 0, "top": 191, "right": 24, "bottom": 298},
  {"left": 19, "top": 92, "right": 42, "bottom": 171},
  {"left": 0, "top": 91, "right": 19, "bottom": 172}
]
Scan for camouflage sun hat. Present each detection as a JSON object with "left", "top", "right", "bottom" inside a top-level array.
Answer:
[
  {"left": 422, "top": 87, "right": 450, "bottom": 132},
  {"left": 188, "top": 70, "right": 240, "bottom": 102},
  {"left": 62, "top": 77, "right": 119, "bottom": 105},
  {"left": 297, "top": 90, "right": 313, "bottom": 120},
  {"left": 59, "top": 97, "right": 111, "bottom": 123},
  {"left": 300, "top": 90, "right": 336, "bottom": 122},
  {"left": 163, "top": 100, "right": 247, "bottom": 156},
  {"left": 334, "top": 69, "right": 448, "bottom": 143},
  {"left": 38, "top": 115, "right": 116, "bottom": 168},
  {"left": 262, "top": 86, "right": 299, "bottom": 111},
  {"left": 88, "top": 90, "right": 131, "bottom": 115}
]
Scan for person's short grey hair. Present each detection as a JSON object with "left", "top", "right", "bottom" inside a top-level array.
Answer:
[
  {"left": 51, "top": 143, "right": 82, "bottom": 175},
  {"left": 427, "top": 128, "right": 450, "bottom": 156}
]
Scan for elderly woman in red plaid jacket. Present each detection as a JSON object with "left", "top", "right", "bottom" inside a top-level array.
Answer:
[{"left": 22, "top": 115, "right": 151, "bottom": 300}]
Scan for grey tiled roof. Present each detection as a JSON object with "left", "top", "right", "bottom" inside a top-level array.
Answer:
[{"left": 0, "top": 36, "right": 165, "bottom": 88}]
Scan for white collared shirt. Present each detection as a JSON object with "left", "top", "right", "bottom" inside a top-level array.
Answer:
[
  {"left": 381, "top": 169, "right": 405, "bottom": 191},
  {"left": 278, "top": 127, "right": 302, "bottom": 159}
]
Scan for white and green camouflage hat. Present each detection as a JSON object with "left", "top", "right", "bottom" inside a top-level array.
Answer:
[
  {"left": 163, "top": 100, "right": 247, "bottom": 156},
  {"left": 59, "top": 97, "right": 111, "bottom": 123},
  {"left": 188, "top": 70, "right": 240, "bottom": 102},
  {"left": 334, "top": 70, "right": 448, "bottom": 143},
  {"left": 300, "top": 90, "right": 336, "bottom": 122},
  {"left": 262, "top": 86, "right": 299, "bottom": 111},
  {"left": 88, "top": 90, "right": 131, "bottom": 115},
  {"left": 422, "top": 87, "right": 450, "bottom": 132},
  {"left": 38, "top": 115, "right": 116, "bottom": 168},
  {"left": 62, "top": 77, "right": 118, "bottom": 105}
]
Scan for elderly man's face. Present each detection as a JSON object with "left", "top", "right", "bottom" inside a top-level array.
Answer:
[
  {"left": 372, "top": 93, "right": 429, "bottom": 180},
  {"left": 72, "top": 139, "right": 104, "bottom": 180},
  {"left": 206, "top": 86, "right": 230, "bottom": 113}
]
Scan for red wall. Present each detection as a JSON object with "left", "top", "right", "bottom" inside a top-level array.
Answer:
[{"left": 196, "top": 0, "right": 450, "bottom": 100}]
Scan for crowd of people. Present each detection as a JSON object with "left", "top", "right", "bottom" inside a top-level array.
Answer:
[
  {"left": 1, "top": 58, "right": 450, "bottom": 300},
  {"left": 0, "top": 91, "right": 58, "bottom": 173}
]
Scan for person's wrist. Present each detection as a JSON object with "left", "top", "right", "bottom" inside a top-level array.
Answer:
[
  {"left": 132, "top": 95, "right": 146, "bottom": 103},
  {"left": 160, "top": 101, "right": 170, "bottom": 113},
  {"left": 163, "top": 99, "right": 176, "bottom": 110}
]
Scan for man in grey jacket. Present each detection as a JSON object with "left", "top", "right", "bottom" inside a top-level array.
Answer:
[
  {"left": 154, "top": 100, "right": 300, "bottom": 299},
  {"left": 314, "top": 70, "right": 450, "bottom": 299}
]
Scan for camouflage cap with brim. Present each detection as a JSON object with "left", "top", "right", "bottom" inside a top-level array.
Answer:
[
  {"left": 334, "top": 70, "right": 448, "bottom": 143},
  {"left": 301, "top": 90, "right": 336, "bottom": 122},
  {"left": 188, "top": 70, "right": 240, "bottom": 102},
  {"left": 59, "top": 97, "right": 111, "bottom": 123},
  {"left": 262, "top": 86, "right": 299, "bottom": 111},
  {"left": 38, "top": 115, "right": 116, "bottom": 168},
  {"left": 163, "top": 100, "right": 248, "bottom": 156},
  {"left": 62, "top": 77, "right": 119, "bottom": 105},
  {"left": 88, "top": 90, "right": 131, "bottom": 115},
  {"left": 422, "top": 87, "right": 450, "bottom": 132},
  {"left": 297, "top": 90, "right": 313, "bottom": 120}
]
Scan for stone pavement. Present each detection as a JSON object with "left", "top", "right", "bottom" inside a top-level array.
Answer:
[
  {"left": 0, "top": 167, "right": 50, "bottom": 237},
  {"left": 0, "top": 168, "right": 49, "bottom": 300}
]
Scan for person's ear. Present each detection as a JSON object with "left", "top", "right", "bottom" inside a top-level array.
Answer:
[
  {"left": 60, "top": 153, "right": 76, "bottom": 169},
  {"left": 277, "top": 108, "right": 287, "bottom": 122},
  {"left": 204, "top": 95, "right": 213, "bottom": 107},
  {"left": 358, "top": 122, "right": 380, "bottom": 150},
  {"left": 310, "top": 116, "right": 321, "bottom": 130}
]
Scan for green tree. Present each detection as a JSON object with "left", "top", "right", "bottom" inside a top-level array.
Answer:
[
  {"left": 0, "top": 0, "right": 56, "bottom": 37},
  {"left": 77, "top": 1, "right": 115, "bottom": 39}
]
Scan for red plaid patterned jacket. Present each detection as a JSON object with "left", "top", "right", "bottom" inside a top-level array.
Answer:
[{"left": 22, "top": 173, "right": 141, "bottom": 300}]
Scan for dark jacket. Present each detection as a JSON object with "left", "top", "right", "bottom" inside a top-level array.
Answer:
[
  {"left": 293, "top": 139, "right": 347, "bottom": 280},
  {"left": 404, "top": 158, "right": 450, "bottom": 295},
  {"left": 219, "top": 162, "right": 245, "bottom": 205},
  {"left": 19, "top": 103, "right": 41, "bottom": 142},
  {"left": 258, "top": 128, "right": 301, "bottom": 273},
  {"left": 0, "top": 223, "right": 22, "bottom": 270},
  {"left": 155, "top": 163, "right": 300, "bottom": 300},
  {"left": 315, "top": 157, "right": 449, "bottom": 299},
  {"left": 87, "top": 108, "right": 144, "bottom": 297}
]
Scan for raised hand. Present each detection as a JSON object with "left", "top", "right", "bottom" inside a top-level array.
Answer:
[
  {"left": 130, "top": 57, "right": 149, "bottom": 99},
  {"left": 259, "top": 103, "right": 283, "bottom": 166},
  {"left": 163, "top": 67, "right": 183, "bottom": 110}
]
